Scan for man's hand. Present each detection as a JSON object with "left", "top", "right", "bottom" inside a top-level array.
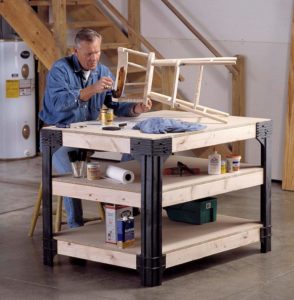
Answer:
[
  {"left": 134, "top": 99, "right": 152, "bottom": 114},
  {"left": 79, "top": 76, "right": 113, "bottom": 101},
  {"left": 93, "top": 76, "right": 113, "bottom": 94}
]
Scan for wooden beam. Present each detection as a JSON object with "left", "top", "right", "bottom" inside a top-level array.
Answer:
[
  {"left": 282, "top": 9, "right": 294, "bottom": 191},
  {"left": 232, "top": 55, "right": 245, "bottom": 160},
  {"left": 52, "top": 0, "right": 67, "bottom": 57},
  {"left": 0, "top": 0, "right": 58, "bottom": 69},
  {"left": 128, "top": 0, "right": 141, "bottom": 50}
]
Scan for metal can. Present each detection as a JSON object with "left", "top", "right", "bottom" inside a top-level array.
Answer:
[
  {"left": 106, "top": 108, "right": 114, "bottom": 125},
  {"left": 87, "top": 162, "right": 101, "bottom": 180},
  {"left": 221, "top": 160, "right": 226, "bottom": 174},
  {"left": 100, "top": 109, "right": 107, "bottom": 125}
]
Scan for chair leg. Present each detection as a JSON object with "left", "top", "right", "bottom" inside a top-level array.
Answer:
[
  {"left": 54, "top": 196, "right": 63, "bottom": 233},
  {"left": 97, "top": 202, "right": 105, "bottom": 221},
  {"left": 28, "top": 183, "right": 42, "bottom": 237}
]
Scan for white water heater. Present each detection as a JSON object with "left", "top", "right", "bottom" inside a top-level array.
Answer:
[{"left": 0, "top": 40, "right": 36, "bottom": 159}]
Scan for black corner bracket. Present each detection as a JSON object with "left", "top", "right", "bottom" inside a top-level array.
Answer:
[
  {"left": 260, "top": 225, "right": 272, "bottom": 240},
  {"left": 41, "top": 129, "right": 62, "bottom": 153},
  {"left": 256, "top": 121, "right": 273, "bottom": 144},
  {"left": 130, "top": 138, "right": 172, "bottom": 156},
  {"left": 136, "top": 254, "right": 166, "bottom": 273}
]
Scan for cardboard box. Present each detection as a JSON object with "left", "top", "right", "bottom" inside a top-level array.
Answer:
[{"left": 105, "top": 205, "right": 133, "bottom": 244}]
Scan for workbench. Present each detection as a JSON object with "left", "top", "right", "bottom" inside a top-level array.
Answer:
[{"left": 41, "top": 110, "right": 272, "bottom": 287}]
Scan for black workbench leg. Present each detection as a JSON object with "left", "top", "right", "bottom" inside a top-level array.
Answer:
[
  {"left": 131, "top": 138, "right": 171, "bottom": 287},
  {"left": 256, "top": 121, "right": 272, "bottom": 253},
  {"left": 41, "top": 129, "right": 61, "bottom": 266},
  {"left": 139, "top": 154, "right": 166, "bottom": 287}
]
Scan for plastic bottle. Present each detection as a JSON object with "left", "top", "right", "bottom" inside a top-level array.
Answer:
[{"left": 208, "top": 150, "right": 221, "bottom": 175}]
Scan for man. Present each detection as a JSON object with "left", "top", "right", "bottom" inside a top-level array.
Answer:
[{"left": 39, "top": 28, "right": 151, "bottom": 228}]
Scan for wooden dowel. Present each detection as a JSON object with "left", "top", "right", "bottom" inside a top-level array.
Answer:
[
  {"left": 123, "top": 47, "right": 150, "bottom": 57},
  {"left": 127, "top": 62, "right": 147, "bottom": 71},
  {"left": 153, "top": 57, "right": 237, "bottom": 66},
  {"left": 124, "top": 82, "right": 146, "bottom": 86},
  {"left": 193, "top": 65, "right": 204, "bottom": 108}
]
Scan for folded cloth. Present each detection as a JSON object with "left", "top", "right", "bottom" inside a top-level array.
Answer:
[{"left": 133, "top": 117, "right": 206, "bottom": 134}]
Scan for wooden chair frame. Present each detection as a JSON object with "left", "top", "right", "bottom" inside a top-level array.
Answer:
[{"left": 113, "top": 47, "right": 237, "bottom": 123}]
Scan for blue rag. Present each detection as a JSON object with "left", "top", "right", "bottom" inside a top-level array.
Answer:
[{"left": 133, "top": 117, "right": 206, "bottom": 134}]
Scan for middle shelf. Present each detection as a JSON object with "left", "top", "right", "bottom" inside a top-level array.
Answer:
[{"left": 52, "top": 156, "right": 263, "bottom": 208}]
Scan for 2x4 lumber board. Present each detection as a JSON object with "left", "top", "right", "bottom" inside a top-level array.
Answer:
[
  {"left": 232, "top": 55, "right": 246, "bottom": 160},
  {"left": 162, "top": 168, "right": 263, "bottom": 206},
  {"left": 171, "top": 124, "right": 256, "bottom": 152},
  {"left": 62, "top": 131, "right": 131, "bottom": 153},
  {"left": 29, "top": 0, "right": 93, "bottom": 6},
  {"left": 53, "top": 178, "right": 141, "bottom": 207},
  {"left": 0, "top": 0, "right": 58, "bottom": 69},
  {"left": 67, "top": 20, "right": 111, "bottom": 29},
  {"left": 54, "top": 215, "right": 261, "bottom": 269},
  {"left": 52, "top": 0, "right": 67, "bottom": 57},
  {"left": 128, "top": 0, "right": 141, "bottom": 50},
  {"left": 283, "top": 9, "right": 294, "bottom": 191}
]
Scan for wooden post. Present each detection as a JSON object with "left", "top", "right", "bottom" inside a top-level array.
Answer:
[
  {"left": 128, "top": 0, "right": 141, "bottom": 50},
  {"left": 52, "top": 0, "right": 67, "bottom": 57},
  {"left": 37, "top": 6, "right": 49, "bottom": 110},
  {"left": 282, "top": 9, "right": 294, "bottom": 191},
  {"left": 232, "top": 55, "right": 245, "bottom": 160}
]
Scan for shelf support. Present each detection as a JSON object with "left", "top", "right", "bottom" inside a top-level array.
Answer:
[
  {"left": 256, "top": 121, "right": 272, "bottom": 253},
  {"left": 41, "top": 129, "right": 62, "bottom": 266},
  {"left": 131, "top": 138, "right": 172, "bottom": 287}
]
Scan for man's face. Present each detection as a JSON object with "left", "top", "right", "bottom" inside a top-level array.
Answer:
[{"left": 75, "top": 37, "right": 101, "bottom": 70}]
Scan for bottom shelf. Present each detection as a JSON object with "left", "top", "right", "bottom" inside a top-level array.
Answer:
[{"left": 54, "top": 214, "right": 262, "bottom": 269}]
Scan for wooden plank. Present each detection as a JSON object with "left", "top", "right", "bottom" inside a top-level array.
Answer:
[
  {"left": 57, "top": 240, "right": 137, "bottom": 269},
  {"left": 54, "top": 215, "right": 261, "bottom": 269},
  {"left": 29, "top": 0, "right": 93, "bottom": 6},
  {"left": 53, "top": 179, "right": 141, "bottom": 207},
  {"left": 162, "top": 168, "right": 263, "bottom": 206},
  {"left": 232, "top": 55, "right": 246, "bottom": 160},
  {"left": 128, "top": 0, "right": 141, "bottom": 50},
  {"left": 52, "top": 0, "right": 67, "bottom": 57},
  {"left": 67, "top": 20, "right": 111, "bottom": 29},
  {"left": 283, "top": 9, "right": 294, "bottom": 191},
  {"left": 62, "top": 132, "right": 131, "bottom": 153},
  {"left": 171, "top": 124, "right": 256, "bottom": 152},
  {"left": 0, "top": 0, "right": 58, "bottom": 69},
  {"left": 166, "top": 224, "right": 260, "bottom": 268}
]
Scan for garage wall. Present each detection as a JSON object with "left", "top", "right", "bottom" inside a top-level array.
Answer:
[{"left": 109, "top": 0, "right": 293, "bottom": 180}]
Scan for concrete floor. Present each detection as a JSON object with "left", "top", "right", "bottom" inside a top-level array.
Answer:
[{"left": 1, "top": 156, "right": 294, "bottom": 300}]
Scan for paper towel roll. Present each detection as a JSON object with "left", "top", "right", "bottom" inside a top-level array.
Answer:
[{"left": 105, "top": 165, "right": 135, "bottom": 184}]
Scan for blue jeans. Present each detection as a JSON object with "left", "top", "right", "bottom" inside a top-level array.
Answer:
[{"left": 53, "top": 146, "right": 84, "bottom": 228}]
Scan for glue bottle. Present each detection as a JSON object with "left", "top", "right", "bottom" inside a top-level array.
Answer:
[{"left": 208, "top": 149, "right": 221, "bottom": 175}]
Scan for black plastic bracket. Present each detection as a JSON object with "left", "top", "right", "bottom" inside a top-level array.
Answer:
[
  {"left": 260, "top": 226, "right": 272, "bottom": 240},
  {"left": 131, "top": 137, "right": 171, "bottom": 287},
  {"left": 256, "top": 121, "right": 272, "bottom": 253},
  {"left": 41, "top": 129, "right": 62, "bottom": 154},
  {"left": 136, "top": 255, "right": 166, "bottom": 271},
  {"left": 41, "top": 128, "right": 62, "bottom": 266},
  {"left": 130, "top": 138, "right": 172, "bottom": 157},
  {"left": 256, "top": 121, "right": 273, "bottom": 144}
]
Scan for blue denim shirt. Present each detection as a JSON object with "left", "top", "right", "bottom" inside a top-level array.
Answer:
[{"left": 39, "top": 55, "right": 136, "bottom": 125}]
